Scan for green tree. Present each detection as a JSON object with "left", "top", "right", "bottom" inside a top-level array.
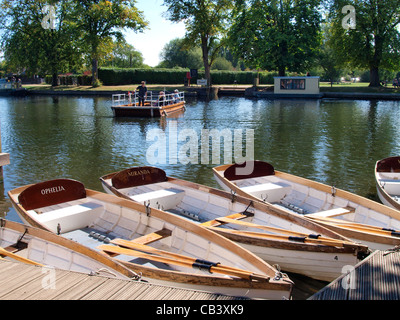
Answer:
[
  {"left": 211, "top": 57, "right": 234, "bottom": 70},
  {"left": 103, "top": 40, "right": 144, "bottom": 68},
  {"left": 159, "top": 38, "right": 203, "bottom": 69},
  {"left": 327, "top": 0, "right": 400, "bottom": 87},
  {"left": 316, "top": 24, "right": 344, "bottom": 87},
  {"left": 0, "top": 0, "right": 81, "bottom": 86},
  {"left": 74, "top": 0, "right": 148, "bottom": 84},
  {"left": 163, "top": 0, "right": 234, "bottom": 87},
  {"left": 228, "top": 0, "right": 323, "bottom": 76}
]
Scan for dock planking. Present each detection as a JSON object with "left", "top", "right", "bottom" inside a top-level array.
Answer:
[
  {"left": 309, "top": 248, "right": 400, "bottom": 300},
  {"left": 0, "top": 259, "right": 250, "bottom": 300}
]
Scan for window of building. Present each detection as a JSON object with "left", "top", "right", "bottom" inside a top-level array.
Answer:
[{"left": 280, "top": 79, "right": 306, "bottom": 90}]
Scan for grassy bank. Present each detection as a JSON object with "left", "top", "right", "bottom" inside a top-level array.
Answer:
[{"left": 319, "top": 82, "right": 400, "bottom": 93}]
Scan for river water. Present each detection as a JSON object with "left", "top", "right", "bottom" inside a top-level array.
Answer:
[{"left": 1, "top": 94, "right": 400, "bottom": 297}]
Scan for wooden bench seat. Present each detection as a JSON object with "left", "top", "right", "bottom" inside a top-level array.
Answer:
[
  {"left": 306, "top": 206, "right": 355, "bottom": 219},
  {"left": 112, "top": 228, "right": 172, "bottom": 247},
  {"left": 29, "top": 201, "right": 105, "bottom": 234},
  {"left": 241, "top": 182, "right": 291, "bottom": 202},
  {"left": 130, "top": 188, "right": 185, "bottom": 210},
  {"left": 201, "top": 212, "right": 253, "bottom": 228},
  {"left": 378, "top": 179, "right": 400, "bottom": 195}
]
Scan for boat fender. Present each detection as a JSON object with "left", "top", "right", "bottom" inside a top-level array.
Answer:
[{"left": 308, "top": 234, "right": 321, "bottom": 239}]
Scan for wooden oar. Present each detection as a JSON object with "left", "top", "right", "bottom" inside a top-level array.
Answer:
[
  {"left": 308, "top": 216, "right": 400, "bottom": 237},
  {"left": 215, "top": 216, "right": 344, "bottom": 241},
  {"left": 110, "top": 238, "right": 253, "bottom": 274},
  {"left": 0, "top": 246, "right": 44, "bottom": 267},
  {"left": 97, "top": 244, "right": 270, "bottom": 282},
  {"left": 207, "top": 226, "right": 350, "bottom": 247}
]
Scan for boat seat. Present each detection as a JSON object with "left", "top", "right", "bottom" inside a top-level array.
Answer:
[
  {"left": 112, "top": 228, "right": 172, "bottom": 247},
  {"left": 130, "top": 188, "right": 185, "bottom": 210},
  {"left": 30, "top": 202, "right": 105, "bottom": 234},
  {"left": 378, "top": 179, "right": 400, "bottom": 195},
  {"left": 306, "top": 206, "right": 355, "bottom": 219},
  {"left": 241, "top": 182, "right": 291, "bottom": 203},
  {"left": 201, "top": 212, "right": 253, "bottom": 228}
]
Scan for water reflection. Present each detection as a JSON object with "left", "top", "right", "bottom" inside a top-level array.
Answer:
[{"left": 0, "top": 95, "right": 399, "bottom": 222}]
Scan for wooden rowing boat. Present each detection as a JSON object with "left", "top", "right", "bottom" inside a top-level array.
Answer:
[
  {"left": 100, "top": 167, "right": 369, "bottom": 282},
  {"left": 0, "top": 218, "right": 137, "bottom": 280},
  {"left": 8, "top": 179, "right": 292, "bottom": 300},
  {"left": 375, "top": 156, "right": 400, "bottom": 211},
  {"left": 213, "top": 160, "right": 400, "bottom": 251}
]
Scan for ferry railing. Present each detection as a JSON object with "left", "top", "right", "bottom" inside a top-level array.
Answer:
[{"left": 112, "top": 91, "right": 185, "bottom": 107}]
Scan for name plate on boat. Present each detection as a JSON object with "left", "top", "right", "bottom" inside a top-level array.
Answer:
[
  {"left": 18, "top": 179, "right": 87, "bottom": 211},
  {"left": 111, "top": 166, "right": 167, "bottom": 189}
]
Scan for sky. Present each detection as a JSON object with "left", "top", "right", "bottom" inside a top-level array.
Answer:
[{"left": 124, "top": 0, "right": 187, "bottom": 67}]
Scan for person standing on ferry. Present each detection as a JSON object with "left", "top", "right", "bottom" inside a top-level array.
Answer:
[{"left": 136, "top": 81, "right": 147, "bottom": 106}]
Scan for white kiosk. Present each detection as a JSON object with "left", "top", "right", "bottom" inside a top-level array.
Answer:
[{"left": 274, "top": 76, "right": 320, "bottom": 96}]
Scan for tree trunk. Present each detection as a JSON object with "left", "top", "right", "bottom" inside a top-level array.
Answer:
[
  {"left": 51, "top": 73, "right": 58, "bottom": 87},
  {"left": 369, "top": 66, "right": 380, "bottom": 87},
  {"left": 278, "top": 67, "right": 286, "bottom": 77},
  {"left": 92, "top": 58, "right": 98, "bottom": 85},
  {"left": 201, "top": 36, "right": 211, "bottom": 88}
]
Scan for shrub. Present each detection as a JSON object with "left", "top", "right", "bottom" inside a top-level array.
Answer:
[{"left": 98, "top": 68, "right": 279, "bottom": 85}]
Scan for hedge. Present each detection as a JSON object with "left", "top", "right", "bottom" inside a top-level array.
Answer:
[{"left": 98, "top": 67, "right": 279, "bottom": 85}]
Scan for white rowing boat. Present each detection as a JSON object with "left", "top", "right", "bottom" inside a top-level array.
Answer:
[
  {"left": 8, "top": 178, "right": 292, "bottom": 300},
  {"left": 0, "top": 218, "right": 137, "bottom": 280},
  {"left": 100, "top": 167, "right": 369, "bottom": 282},
  {"left": 213, "top": 160, "right": 400, "bottom": 251},
  {"left": 375, "top": 156, "right": 400, "bottom": 211}
]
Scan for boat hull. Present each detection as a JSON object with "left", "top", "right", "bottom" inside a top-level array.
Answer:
[
  {"left": 213, "top": 161, "right": 400, "bottom": 251},
  {"left": 375, "top": 156, "right": 400, "bottom": 211}
]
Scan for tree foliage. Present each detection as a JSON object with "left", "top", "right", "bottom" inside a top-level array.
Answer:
[
  {"left": 73, "top": 0, "right": 148, "bottom": 84},
  {"left": 163, "top": 0, "right": 234, "bottom": 86},
  {"left": 327, "top": 0, "right": 400, "bottom": 87},
  {"left": 0, "top": 0, "right": 147, "bottom": 85},
  {"left": 102, "top": 40, "right": 144, "bottom": 68},
  {"left": 228, "top": 0, "right": 323, "bottom": 76},
  {"left": 159, "top": 38, "right": 203, "bottom": 69},
  {"left": 0, "top": 0, "right": 81, "bottom": 85}
]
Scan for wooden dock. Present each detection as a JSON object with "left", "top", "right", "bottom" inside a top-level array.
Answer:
[
  {"left": 309, "top": 248, "right": 400, "bottom": 300},
  {"left": 0, "top": 260, "right": 249, "bottom": 300}
]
